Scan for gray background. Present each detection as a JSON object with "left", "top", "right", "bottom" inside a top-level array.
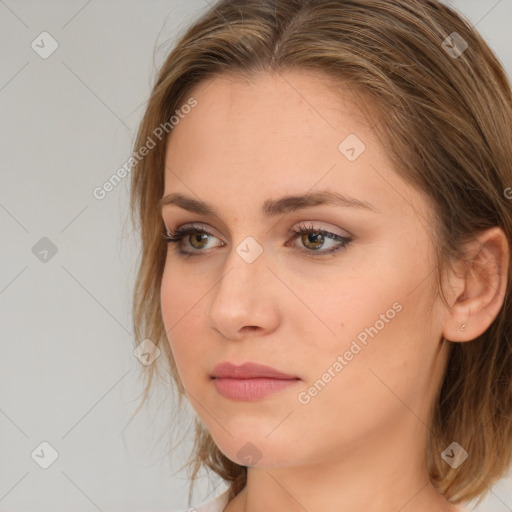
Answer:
[{"left": 1, "top": 0, "right": 511, "bottom": 511}]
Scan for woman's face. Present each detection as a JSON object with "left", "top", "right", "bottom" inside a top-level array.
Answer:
[{"left": 160, "top": 70, "right": 450, "bottom": 469}]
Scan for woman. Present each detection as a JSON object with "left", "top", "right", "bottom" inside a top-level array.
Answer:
[{"left": 129, "top": 0, "right": 512, "bottom": 510}]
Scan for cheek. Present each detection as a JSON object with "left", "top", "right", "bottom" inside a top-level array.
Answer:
[
  {"left": 160, "top": 266, "right": 180, "bottom": 338},
  {"left": 160, "top": 258, "right": 209, "bottom": 327},
  {"left": 160, "top": 265, "right": 208, "bottom": 383},
  {"left": 297, "top": 255, "right": 435, "bottom": 397},
  {"left": 293, "top": 267, "right": 400, "bottom": 354},
  {"left": 291, "top": 301, "right": 430, "bottom": 450}
]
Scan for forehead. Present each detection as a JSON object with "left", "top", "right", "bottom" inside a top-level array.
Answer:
[
  {"left": 162, "top": 70, "right": 430, "bottom": 224},
  {"left": 170, "top": 70, "right": 370, "bottom": 143}
]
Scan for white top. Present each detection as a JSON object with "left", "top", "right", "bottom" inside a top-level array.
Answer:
[{"left": 175, "top": 489, "right": 230, "bottom": 512}]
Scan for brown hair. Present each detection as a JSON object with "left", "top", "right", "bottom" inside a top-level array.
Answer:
[{"left": 129, "top": 0, "right": 512, "bottom": 506}]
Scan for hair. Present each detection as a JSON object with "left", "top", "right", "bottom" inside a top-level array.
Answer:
[{"left": 128, "top": 0, "right": 512, "bottom": 507}]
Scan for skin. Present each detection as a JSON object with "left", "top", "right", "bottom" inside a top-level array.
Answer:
[{"left": 160, "top": 70, "right": 509, "bottom": 512}]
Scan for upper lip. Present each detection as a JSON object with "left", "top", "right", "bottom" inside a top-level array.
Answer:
[{"left": 211, "top": 362, "right": 299, "bottom": 380}]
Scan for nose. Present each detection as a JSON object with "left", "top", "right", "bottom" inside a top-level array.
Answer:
[{"left": 207, "top": 242, "right": 281, "bottom": 341}]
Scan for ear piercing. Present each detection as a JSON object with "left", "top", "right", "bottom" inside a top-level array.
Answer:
[{"left": 460, "top": 322, "right": 466, "bottom": 331}]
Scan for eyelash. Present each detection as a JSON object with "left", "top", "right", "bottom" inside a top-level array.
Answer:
[{"left": 162, "top": 222, "right": 352, "bottom": 259}]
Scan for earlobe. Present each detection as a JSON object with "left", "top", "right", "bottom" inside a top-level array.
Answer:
[{"left": 442, "top": 226, "right": 509, "bottom": 343}]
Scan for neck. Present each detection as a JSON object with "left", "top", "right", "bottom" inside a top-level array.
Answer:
[{"left": 224, "top": 417, "right": 463, "bottom": 512}]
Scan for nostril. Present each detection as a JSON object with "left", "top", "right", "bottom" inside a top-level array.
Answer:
[{"left": 243, "top": 326, "right": 259, "bottom": 331}]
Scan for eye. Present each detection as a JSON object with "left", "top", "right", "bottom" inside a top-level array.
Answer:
[
  {"left": 163, "top": 224, "right": 223, "bottom": 256},
  {"left": 287, "top": 222, "right": 352, "bottom": 255},
  {"left": 162, "top": 222, "right": 352, "bottom": 258}
]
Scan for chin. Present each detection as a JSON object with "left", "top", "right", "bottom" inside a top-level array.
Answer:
[{"left": 211, "top": 432, "right": 305, "bottom": 469}]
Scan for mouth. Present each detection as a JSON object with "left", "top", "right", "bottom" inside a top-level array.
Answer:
[
  {"left": 210, "top": 361, "right": 299, "bottom": 379},
  {"left": 211, "top": 376, "right": 300, "bottom": 401},
  {"left": 210, "top": 361, "right": 300, "bottom": 401}
]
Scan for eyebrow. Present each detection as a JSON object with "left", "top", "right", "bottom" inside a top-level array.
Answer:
[{"left": 158, "top": 190, "right": 379, "bottom": 216}]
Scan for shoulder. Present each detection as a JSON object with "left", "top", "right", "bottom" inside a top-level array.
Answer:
[{"left": 174, "top": 489, "right": 230, "bottom": 512}]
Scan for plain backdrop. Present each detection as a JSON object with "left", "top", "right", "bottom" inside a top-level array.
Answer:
[{"left": 1, "top": 1, "right": 511, "bottom": 511}]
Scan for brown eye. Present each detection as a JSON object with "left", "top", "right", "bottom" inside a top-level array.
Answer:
[
  {"left": 300, "top": 232, "right": 325, "bottom": 250},
  {"left": 189, "top": 231, "right": 210, "bottom": 249},
  {"left": 289, "top": 222, "right": 352, "bottom": 255},
  {"left": 164, "top": 224, "right": 224, "bottom": 256}
]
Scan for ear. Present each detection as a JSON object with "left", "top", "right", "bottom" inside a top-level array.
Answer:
[{"left": 442, "top": 226, "right": 509, "bottom": 343}]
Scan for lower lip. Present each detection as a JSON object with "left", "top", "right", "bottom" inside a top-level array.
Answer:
[{"left": 212, "top": 377, "right": 300, "bottom": 400}]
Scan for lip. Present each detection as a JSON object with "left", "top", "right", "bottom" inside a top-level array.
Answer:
[
  {"left": 210, "top": 362, "right": 300, "bottom": 401},
  {"left": 210, "top": 361, "right": 299, "bottom": 379},
  {"left": 212, "top": 378, "right": 299, "bottom": 400}
]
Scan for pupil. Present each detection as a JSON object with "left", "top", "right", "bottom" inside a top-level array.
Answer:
[
  {"left": 304, "top": 232, "right": 323, "bottom": 249},
  {"left": 192, "top": 232, "right": 208, "bottom": 248}
]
